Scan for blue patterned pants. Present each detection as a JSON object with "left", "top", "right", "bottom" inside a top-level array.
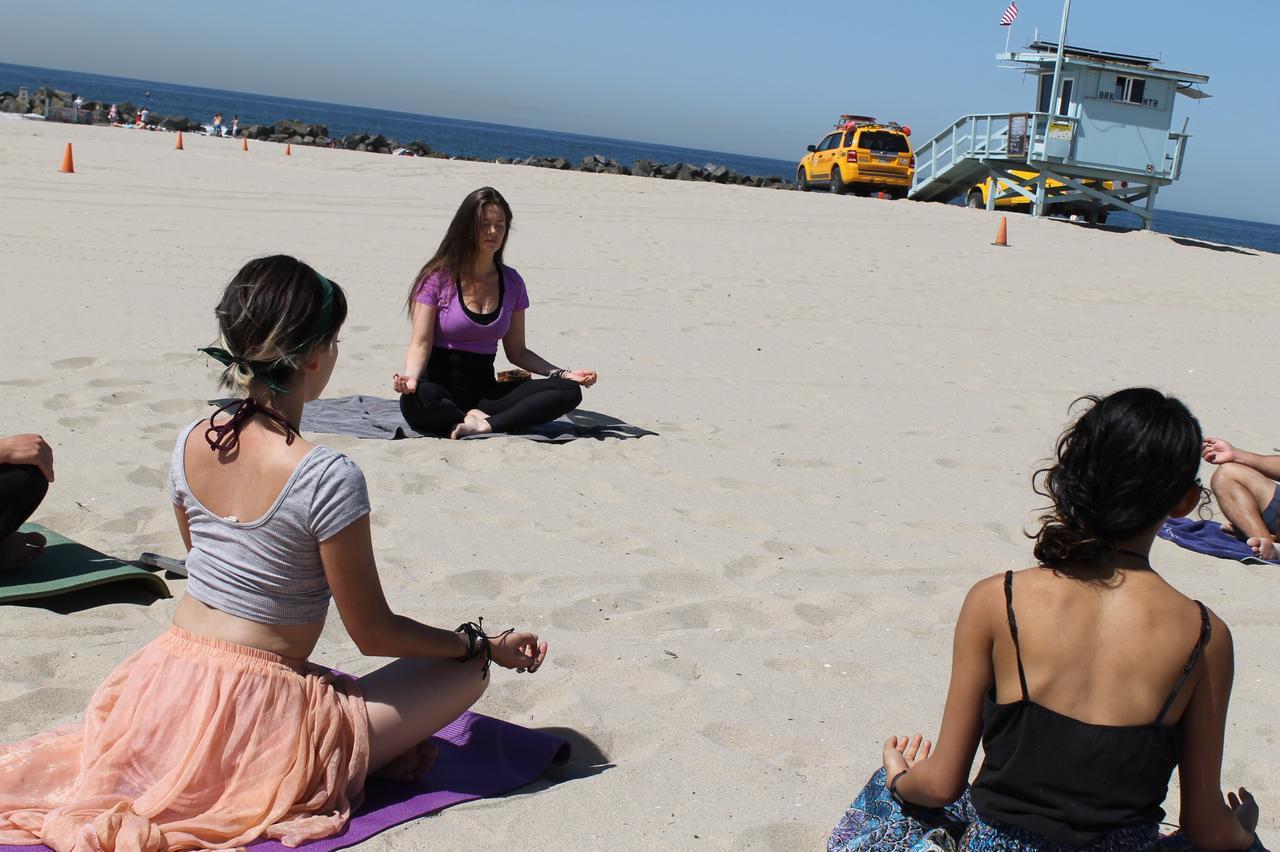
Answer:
[{"left": 829, "top": 768, "right": 1267, "bottom": 851}]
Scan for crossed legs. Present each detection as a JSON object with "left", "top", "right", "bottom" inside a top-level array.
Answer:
[
  {"left": 1210, "top": 462, "right": 1280, "bottom": 559},
  {"left": 0, "top": 464, "right": 50, "bottom": 571},
  {"left": 359, "top": 655, "right": 489, "bottom": 782}
]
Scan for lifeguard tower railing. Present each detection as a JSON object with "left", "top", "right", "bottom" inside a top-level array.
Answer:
[{"left": 908, "top": 112, "right": 1191, "bottom": 228}]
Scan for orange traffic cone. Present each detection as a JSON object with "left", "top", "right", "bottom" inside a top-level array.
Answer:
[
  {"left": 175, "top": 131, "right": 184, "bottom": 150},
  {"left": 59, "top": 143, "right": 75, "bottom": 173},
  {"left": 242, "top": 138, "right": 249, "bottom": 152},
  {"left": 285, "top": 143, "right": 292, "bottom": 156},
  {"left": 992, "top": 215, "right": 1009, "bottom": 247}
]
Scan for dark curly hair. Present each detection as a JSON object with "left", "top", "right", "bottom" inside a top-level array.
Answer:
[{"left": 1031, "top": 388, "right": 1205, "bottom": 567}]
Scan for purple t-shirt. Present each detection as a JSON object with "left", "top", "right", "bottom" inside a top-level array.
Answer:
[{"left": 412, "top": 266, "right": 530, "bottom": 355}]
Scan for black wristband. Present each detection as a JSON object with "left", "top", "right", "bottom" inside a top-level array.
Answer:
[{"left": 888, "top": 769, "right": 910, "bottom": 805}]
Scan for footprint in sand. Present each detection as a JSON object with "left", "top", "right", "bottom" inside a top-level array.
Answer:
[
  {"left": 86, "top": 377, "right": 148, "bottom": 388},
  {"left": 442, "top": 569, "right": 510, "bottom": 598},
  {"left": 50, "top": 356, "right": 97, "bottom": 370},
  {"left": 549, "top": 593, "right": 647, "bottom": 632},
  {"left": 147, "top": 396, "right": 194, "bottom": 411},
  {"left": 126, "top": 466, "right": 168, "bottom": 490},
  {"left": 101, "top": 391, "right": 146, "bottom": 406}
]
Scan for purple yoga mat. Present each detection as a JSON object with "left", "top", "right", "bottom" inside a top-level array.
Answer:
[
  {"left": 0, "top": 711, "right": 569, "bottom": 852},
  {"left": 252, "top": 711, "right": 570, "bottom": 851}
]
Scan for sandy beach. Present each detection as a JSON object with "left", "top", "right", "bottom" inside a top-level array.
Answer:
[{"left": 1, "top": 118, "right": 1277, "bottom": 850}]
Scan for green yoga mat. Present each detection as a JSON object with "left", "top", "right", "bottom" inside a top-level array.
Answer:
[{"left": 0, "top": 523, "right": 171, "bottom": 604}]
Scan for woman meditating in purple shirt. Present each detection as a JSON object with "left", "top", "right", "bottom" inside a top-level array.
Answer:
[{"left": 393, "top": 187, "right": 598, "bottom": 439}]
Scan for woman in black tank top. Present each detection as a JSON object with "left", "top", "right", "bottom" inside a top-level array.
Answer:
[{"left": 828, "top": 389, "right": 1263, "bottom": 851}]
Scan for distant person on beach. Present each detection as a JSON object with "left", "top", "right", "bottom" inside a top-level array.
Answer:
[
  {"left": 107, "top": 103, "right": 118, "bottom": 124},
  {"left": 211, "top": 112, "right": 224, "bottom": 136},
  {"left": 231, "top": 114, "right": 239, "bottom": 136},
  {"left": 0, "top": 255, "right": 547, "bottom": 849},
  {"left": 0, "top": 433, "right": 53, "bottom": 571},
  {"left": 828, "top": 388, "right": 1262, "bottom": 852},
  {"left": 1201, "top": 436, "right": 1280, "bottom": 559},
  {"left": 394, "top": 186, "right": 597, "bottom": 439},
  {"left": 137, "top": 107, "right": 150, "bottom": 128}
]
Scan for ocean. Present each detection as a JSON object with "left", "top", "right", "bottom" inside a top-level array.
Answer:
[{"left": 2, "top": 61, "right": 1277, "bottom": 256}]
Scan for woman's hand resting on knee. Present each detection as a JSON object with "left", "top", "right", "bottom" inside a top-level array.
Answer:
[
  {"left": 491, "top": 631, "right": 548, "bottom": 673},
  {"left": 562, "top": 369, "right": 597, "bottom": 388},
  {"left": 392, "top": 373, "right": 418, "bottom": 394}
]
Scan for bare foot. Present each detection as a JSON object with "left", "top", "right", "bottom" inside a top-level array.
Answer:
[
  {"left": 0, "top": 531, "right": 46, "bottom": 573},
  {"left": 1220, "top": 520, "right": 1236, "bottom": 536},
  {"left": 450, "top": 410, "right": 493, "bottom": 440},
  {"left": 371, "top": 739, "right": 438, "bottom": 783},
  {"left": 1247, "top": 536, "right": 1277, "bottom": 561}
]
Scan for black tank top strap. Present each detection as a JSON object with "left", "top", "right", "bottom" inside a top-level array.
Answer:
[
  {"left": 1154, "top": 601, "right": 1212, "bottom": 725},
  {"left": 1003, "top": 570, "right": 1030, "bottom": 701}
]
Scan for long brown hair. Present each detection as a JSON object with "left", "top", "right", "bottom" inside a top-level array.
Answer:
[{"left": 404, "top": 186, "right": 514, "bottom": 315}]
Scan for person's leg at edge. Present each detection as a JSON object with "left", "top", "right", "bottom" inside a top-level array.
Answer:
[
  {"left": 360, "top": 654, "right": 489, "bottom": 781},
  {"left": 1210, "top": 462, "right": 1279, "bottom": 559},
  {"left": 451, "top": 379, "right": 582, "bottom": 439},
  {"left": 0, "top": 464, "right": 50, "bottom": 571},
  {"left": 399, "top": 382, "right": 468, "bottom": 437}
]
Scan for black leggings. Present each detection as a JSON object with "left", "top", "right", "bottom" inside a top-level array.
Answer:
[
  {"left": 0, "top": 464, "right": 49, "bottom": 540},
  {"left": 400, "top": 377, "right": 582, "bottom": 436}
]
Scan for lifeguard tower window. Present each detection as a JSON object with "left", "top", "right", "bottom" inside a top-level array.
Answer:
[
  {"left": 1037, "top": 75, "right": 1074, "bottom": 114},
  {"left": 858, "top": 131, "right": 910, "bottom": 152},
  {"left": 1114, "top": 76, "right": 1146, "bottom": 104}
]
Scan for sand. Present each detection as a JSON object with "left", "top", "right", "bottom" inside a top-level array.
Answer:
[{"left": 1, "top": 117, "right": 1277, "bottom": 850}]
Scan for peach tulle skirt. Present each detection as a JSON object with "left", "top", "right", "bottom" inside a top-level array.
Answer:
[{"left": 0, "top": 627, "right": 369, "bottom": 851}]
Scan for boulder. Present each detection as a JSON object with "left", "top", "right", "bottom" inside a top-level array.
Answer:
[
  {"left": 632, "top": 159, "right": 655, "bottom": 178},
  {"left": 674, "top": 163, "right": 701, "bottom": 181},
  {"left": 341, "top": 132, "right": 369, "bottom": 150},
  {"left": 243, "top": 124, "right": 272, "bottom": 140},
  {"left": 273, "top": 118, "right": 328, "bottom": 139},
  {"left": 159, "top": 115, "right": 193, "bottom": 131},
  {"left": 706, "top": 164, "right": 731, "bottom": 183},
  {"left": 0, "top": 95, "right": 25, "bottom": 113}
]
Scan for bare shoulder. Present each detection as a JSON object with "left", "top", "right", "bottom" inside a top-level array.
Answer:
[
  {"left": 1200, "top": 605, "right": 1234, "bottom": 665},
  {"left": 957, "top": 572, "right": 1013, "bottom": 627}
]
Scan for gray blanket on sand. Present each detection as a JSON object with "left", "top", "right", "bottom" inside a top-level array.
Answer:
[{"left": 299, "top": 395, "right": 655, "bottom": 443}]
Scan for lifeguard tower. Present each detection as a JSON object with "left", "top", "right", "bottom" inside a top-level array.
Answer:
[{"left": 909, "top": 40, "right": 1210, "bottom": 227}]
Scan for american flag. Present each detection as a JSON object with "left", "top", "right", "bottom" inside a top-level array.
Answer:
[{"left": 1000, "top": 1, "right": 1018, "bottom": 25}]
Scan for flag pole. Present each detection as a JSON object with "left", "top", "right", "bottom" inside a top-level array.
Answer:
[
  {"left": 1048, "top": 0, "right": 1072, "bottom": 117},
  {"left": 1004, "top": 22, "right": 1012, "bottom": 53}
]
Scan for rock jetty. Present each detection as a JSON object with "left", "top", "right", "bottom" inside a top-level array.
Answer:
[{"left": 0, "top": 87, "right": 792, "bottom": 189}]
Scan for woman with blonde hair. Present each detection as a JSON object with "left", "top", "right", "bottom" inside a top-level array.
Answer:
[{"left": 0, "top": 255, "right": 547, "bottom": 850}]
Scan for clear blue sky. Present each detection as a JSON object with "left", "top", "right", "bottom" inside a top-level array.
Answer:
[{"left": 2, "top": 0, "right": 1275, "bottom": 222}]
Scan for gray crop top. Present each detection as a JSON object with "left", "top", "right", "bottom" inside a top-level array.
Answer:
[{"left": 169, "top": 419, "right": 371, "bottom": 625}]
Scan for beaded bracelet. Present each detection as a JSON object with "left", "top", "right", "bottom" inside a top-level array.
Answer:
[{"left": 548, "top": 368, "right": 567, "bottom": 380}]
